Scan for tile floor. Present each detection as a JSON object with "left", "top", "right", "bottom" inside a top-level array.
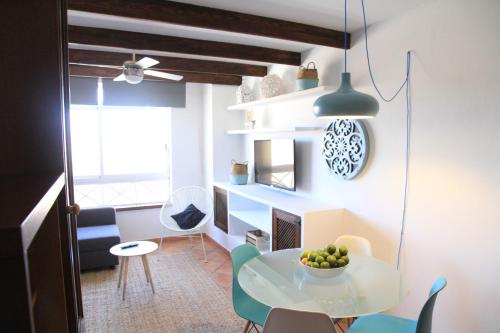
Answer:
[{"left": 156, "top": 235, "right": 233, "bottom": 297}]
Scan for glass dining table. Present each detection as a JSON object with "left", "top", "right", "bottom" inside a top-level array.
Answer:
[{"left": 238, "top": 248, "right": 405, "bottom": 319}]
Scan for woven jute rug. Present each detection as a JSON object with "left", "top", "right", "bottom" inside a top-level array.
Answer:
[{"left": 81, "top": 251, "right": 244, "bottom": 333}]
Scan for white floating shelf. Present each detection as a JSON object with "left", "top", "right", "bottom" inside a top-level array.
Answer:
[
  {"left": 229, "top": 209, "right": 271, "bottom": 234},
  {"left": 228, "top": 86, "right": 335, "bottom": 111},
  {"left": 226, "top": 126, "right": 323, "bottom": 135}
]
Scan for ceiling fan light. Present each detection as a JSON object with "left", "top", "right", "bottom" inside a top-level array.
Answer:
[
  {"left": 313, "top": 73, "right": 379, "bottom": 119},
  {"left": 123, "top": 62, "right": 144, "bottom": 84},
  {"left": 125, "top": 74, "right": 143, "bottom": 84}
]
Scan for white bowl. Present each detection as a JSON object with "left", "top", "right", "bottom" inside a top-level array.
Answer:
[{"left": 299, "top": 260, "right": 348, "bottom": 278}]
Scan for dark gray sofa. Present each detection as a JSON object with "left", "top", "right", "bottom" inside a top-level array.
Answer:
[{"left": 77, "top": 207, "right": 121, "bottom": 270}]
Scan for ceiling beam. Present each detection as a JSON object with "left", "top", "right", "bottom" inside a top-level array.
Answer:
[
  {"left": 68, "top": 26, "right": 301, "bottom": 66},
  {"left": 68, "top": 0, "right": 349, "bottom": 49},
  {"left": 69, "top": 64, "right": 242, "bottom": 85},
  {"left": 69, "top": 49, "right": 267, "bottom": 77}
]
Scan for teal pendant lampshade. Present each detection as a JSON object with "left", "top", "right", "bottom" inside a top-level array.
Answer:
[{"left": 313, "top": 72, "right": 379, "bottom": 119}]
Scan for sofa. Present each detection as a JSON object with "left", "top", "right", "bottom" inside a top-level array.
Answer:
[{"left": 77, "top": 207, "right": 121, "bottom": 270}]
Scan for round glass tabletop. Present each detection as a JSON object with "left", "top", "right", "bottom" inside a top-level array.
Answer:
[{"left": 238, "top": 248, "right": 404, "bottom": 318}]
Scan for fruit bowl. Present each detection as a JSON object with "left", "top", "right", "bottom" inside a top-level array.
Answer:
[
  {"left": 299, "top": 259, "right": 348, "bottom": 278},
  {"left": 299, "top": 244, "right": 350, "bottom": 279}
]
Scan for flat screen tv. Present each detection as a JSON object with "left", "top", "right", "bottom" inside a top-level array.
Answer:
[{"left": 254, "top": 139, "right": 296, "bottom": 191}]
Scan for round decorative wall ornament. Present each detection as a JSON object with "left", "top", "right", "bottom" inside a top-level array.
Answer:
[
  {"left": 260, "top": 74, "right": 282, "bottom": 98},
  {"left": 322, "top": 119, "right": 370, "bottom": 180}
]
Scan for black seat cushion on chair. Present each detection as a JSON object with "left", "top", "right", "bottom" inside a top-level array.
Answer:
[{"left": 171, "top": 204, "right": 206, "bottom": 230}]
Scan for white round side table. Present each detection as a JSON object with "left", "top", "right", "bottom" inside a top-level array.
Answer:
[{"left": 110, "top": 240, "right": 158, "bottom": 300}]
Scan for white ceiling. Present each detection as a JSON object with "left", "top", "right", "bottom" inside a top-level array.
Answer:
[{"left": 68, "top": 0, "right": 430, "bottom": 63}]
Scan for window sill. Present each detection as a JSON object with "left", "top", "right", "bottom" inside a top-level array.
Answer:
[{"left": 115, "top": 203, "right": 163, "bottom": 212}]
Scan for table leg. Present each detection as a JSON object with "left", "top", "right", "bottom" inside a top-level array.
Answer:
[
  {"left": 331, "top": 318, "right": 339, "bottom": 333},
  {"left": 141, "top": 255, "right": 150, "bottom": 284},
  {"left": 117, "top": 257, "right": 125, "bottom": 289},
  {"left": 143, "top": 255, "right": 155, "bottom": 294},
  {"left": 122, "top": 257, "right": 129, "bottom": 301}
]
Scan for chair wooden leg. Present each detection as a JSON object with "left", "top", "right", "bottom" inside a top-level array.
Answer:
[
  {"left": 243, "top": 320, "right": 251, "bottom": 333},
  {"left": 251, "top": 322, "right": 260, "bottom": 333}
]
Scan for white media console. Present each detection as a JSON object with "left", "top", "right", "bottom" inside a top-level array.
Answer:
[{"left": 212, "top": 182, "right": 344, "bottom": 253}]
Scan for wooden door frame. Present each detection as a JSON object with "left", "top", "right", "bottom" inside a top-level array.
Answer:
[{"left": 60, "top": 0, "right": 84, "bottom": 329}]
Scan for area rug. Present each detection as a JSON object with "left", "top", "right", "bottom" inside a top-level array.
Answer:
[{"left": 81, "top": 251, "right": 245, "bottom": 333}]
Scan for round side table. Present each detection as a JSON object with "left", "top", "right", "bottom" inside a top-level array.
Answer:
[{"left": 110, "top": 241, "right": 158, "bottom": 300}]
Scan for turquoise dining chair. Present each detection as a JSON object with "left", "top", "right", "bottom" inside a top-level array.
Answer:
[
  {"left": 347, "top": 277, "right": 447, "bottom": 333},
  {"left": 231, "top": 244, "right": 271, "bottom": 333}
]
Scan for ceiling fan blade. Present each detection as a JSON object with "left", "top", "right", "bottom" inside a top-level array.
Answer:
[
  {"left": 113, "top": 73, "right": 126, "bottom": 81},
  {"left": 144, "top": 70, "right": 183, "bottom": 81},
  {"left": 69, "top": 63, "right": 123, "bottom": 70},
  {"left": 136, "top": 57, "right": 159, "bottom": 69}
]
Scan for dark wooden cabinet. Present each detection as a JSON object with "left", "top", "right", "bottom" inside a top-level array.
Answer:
[
  {"left": 213, "top": 186, "right": 228, "bottom": 233},
  {"left": 272, "top": 208, "right": 301, "bottom": 251}
]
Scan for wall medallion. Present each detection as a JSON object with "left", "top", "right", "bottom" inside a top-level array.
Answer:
[{"left": 322, "top": 119, "right": 369, "bottom": 180}]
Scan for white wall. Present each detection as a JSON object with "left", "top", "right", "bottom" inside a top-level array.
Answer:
[
  {"left": 202, "top": 84, "right": 246, "bottom": 248},
  {"left": 116, "top": 83, "right": 206, "bottom": 241},
  {"left": 243, "top": 0, "right": 500, "bottom": 332}
]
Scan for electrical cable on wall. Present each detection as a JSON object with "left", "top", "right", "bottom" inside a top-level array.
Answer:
[{"left": 360, "top": 0, "right": 412, "bottom": 270}]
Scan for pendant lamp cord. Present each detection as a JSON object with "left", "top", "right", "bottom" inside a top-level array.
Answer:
[
  {"left": 360, "top": 0, "right": 412, "bottom": 270},
  {"left": 344, "top": 0, "right": 348, "bottom": 72}
]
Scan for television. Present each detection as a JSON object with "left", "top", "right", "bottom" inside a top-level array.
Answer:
[{"left": 254, "top": 139, "right": 296, "bottom": 191}]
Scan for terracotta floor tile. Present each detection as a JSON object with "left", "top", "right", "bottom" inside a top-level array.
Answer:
[
  {"left": 212, "top": 272, "right": 232, "bottom": 288},
  {"left": 210, "top": 248, "right": 230, "bottom": 259},
  {"left": 199, "top": 256, "right": 227, "bottom": 273},
  {"left": 155, "top": 235, "right": 233, "bottom": 293},
  {"left": 215, "top": 259, "right": 233, "bottom": 275}
]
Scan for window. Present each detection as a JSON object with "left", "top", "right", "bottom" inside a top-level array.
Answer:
[{"left": 70, "top": 104, "right": 171, "bottom": 207}]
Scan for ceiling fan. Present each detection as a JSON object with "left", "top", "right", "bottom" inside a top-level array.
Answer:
[{"left": 113, "top": 52, "right": 183, "bottom": 84}]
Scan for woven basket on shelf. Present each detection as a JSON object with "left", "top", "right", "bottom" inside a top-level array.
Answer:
[
  {"left": 296, "top": 62, "right": 319, "bottom": 90},
  {"left": 230, "top": 160, "right": 248, "bottom": 185}
]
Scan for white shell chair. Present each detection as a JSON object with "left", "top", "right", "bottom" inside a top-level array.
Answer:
[
  {"left": 160, "top": 186, "right": 213, "bottom": 262},
  {"left": 335, "top": 235, "right": 373, "bottom": 256}
]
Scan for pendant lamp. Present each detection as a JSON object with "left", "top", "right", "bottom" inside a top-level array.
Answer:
[{"left": 313, "top": 0, "right": 379, "bottom": 119}]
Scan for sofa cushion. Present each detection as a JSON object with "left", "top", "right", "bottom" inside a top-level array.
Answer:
[
  {"left": 78, "top": 207, "right": 116, "bottom": 228},
  {"left": 77, "top": 225, "right": 121, "bottom": 252}
]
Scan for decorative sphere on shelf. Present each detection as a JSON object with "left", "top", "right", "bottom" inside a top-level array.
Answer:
[
  {"left": 260, "top": 74, "right": 282, "bottom": 98},
  {"left": 236, "top": 77, "right": 254, "bottom": 103}
]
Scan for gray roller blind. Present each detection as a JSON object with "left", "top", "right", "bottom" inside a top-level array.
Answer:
[
  {"left": 70, "top": 77, "right": 98, "bottom": 105},
  {"left": 102, "top": 79, "right": 186, "bottom": 107}
]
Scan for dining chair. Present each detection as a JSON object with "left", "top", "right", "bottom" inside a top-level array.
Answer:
[
  {"left": 347, "top": 277, "right": 447, "bottom": 333},
  {"left": 159, "top": 186, "right": 213, "bottom": 262},
  {"left": 231, "top": 244, "right": 271, "bottom": 333},
  {"left": 335, "top": 235, "right": 373, "bottom": 256},
  {"left": 262, "top": 308, "right": 337, "bottom": 333}
]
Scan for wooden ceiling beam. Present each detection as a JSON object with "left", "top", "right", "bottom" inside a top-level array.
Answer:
[
  {"left": 68, "top": 26, "right": 301, "bottom": 66},
  {"left": 69, "top": 64, "right": 242, "bottom": 85},
  {"left": 69, "top": 49, "right": 267, "bottom": 77},
  {"left": 68, "top": 0, "right": 349, "bottom": 49}
]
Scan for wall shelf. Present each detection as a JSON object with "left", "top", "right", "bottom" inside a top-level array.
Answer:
[
  {"left": 229, "top": 209, "right": 271, "bottom": 234},
  {"left": 228, "top": 86, "right": 335, "bottom": 111},
  {"left": 226, "top": 127, "right": 323, "bottom": 135}
]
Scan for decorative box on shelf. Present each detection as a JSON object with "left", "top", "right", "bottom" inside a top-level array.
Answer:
[{"left": 246, "top": 230, "right": 270, "bottom": 251}]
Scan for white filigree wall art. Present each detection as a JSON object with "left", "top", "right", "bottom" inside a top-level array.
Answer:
[{"left": 322, "top": 119, "right": 370, "bottom": 180}]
